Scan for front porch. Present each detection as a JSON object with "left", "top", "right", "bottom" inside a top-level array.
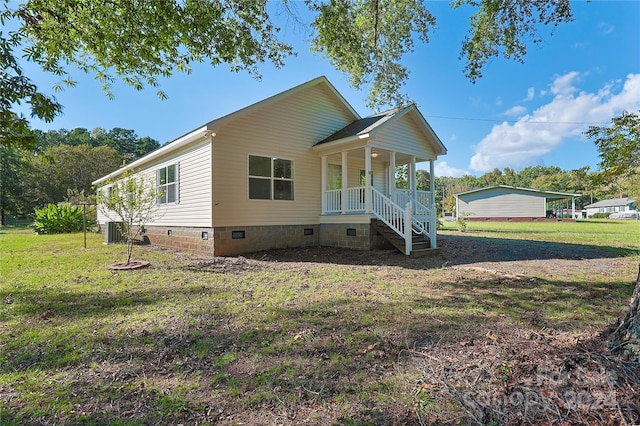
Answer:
[
  {"left": 312, "top": 104, "right": 447, "bottom": 256},
  {"left": 318, "top": 147, "right": 438, "bottom": 256}
]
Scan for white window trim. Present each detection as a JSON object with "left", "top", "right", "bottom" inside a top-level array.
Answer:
[
  {"left": 156, "top": 162, "right": 180, "bottom": 205},
  {"left": 248, "top": 154, "right": 294, "bottom": 201}
]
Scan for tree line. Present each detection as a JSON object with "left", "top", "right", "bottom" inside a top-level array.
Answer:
[
  {"left": 0, "top": 127, "right": 160, "bottom": 224},
  {"left": 399, "top": 163, "right": 636, "bottom": 217},
  {"left": 2, "top": 123, "right": 636, "bottom": 225},
  {"left": 393, "top": 111, "right": 640, "bottom": 216},
  {"left": 432, "top": 165, "right": 629, "bottom": 215}
]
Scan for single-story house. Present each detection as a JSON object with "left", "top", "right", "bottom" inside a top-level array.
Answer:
[
  {"left": 584, "top": 197, "right": 636, "bottom": 218},
  {"left": 93, "top": 76, "right": 447, "bottom": 257},
  {"left": 454, "top": 185, "right": 581, "bottom": 221}
]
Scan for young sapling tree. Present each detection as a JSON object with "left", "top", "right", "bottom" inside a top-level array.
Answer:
[{"left": 97, "top": 169, "right": 163, "bottom": 266}]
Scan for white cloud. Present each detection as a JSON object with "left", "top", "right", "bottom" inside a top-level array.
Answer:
[
  {"left": 435, "top": 161, "right": 469, "bottom": 178},
  {"left": 599, "top": 22, "right": 614, "bottom": 35},
  {"left": 550, "top": 71, "right": 580, "bottom": 96},
  {"left": 524, "top": 87, "right": 535, "bottom": 101},
  {"left": 469, "top": 72, "right": 640, "bottom": 172},
  {"left": 504, "top": 105, "right": 527, "bottom": 116}
]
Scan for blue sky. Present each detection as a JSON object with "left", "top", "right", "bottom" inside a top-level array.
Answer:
[{"left": 17, "top": 1, "right": 640, "bottom": 177}]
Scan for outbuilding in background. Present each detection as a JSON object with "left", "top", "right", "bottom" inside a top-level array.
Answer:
[{"left": 454, "top": 185, "right": 581, "bottom": 222}]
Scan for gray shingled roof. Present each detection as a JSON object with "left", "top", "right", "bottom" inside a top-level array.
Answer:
[
  {"left": 315, "top": 106, "right": 407, "bottom": 145},
  {"left": 584, "top": 197, "right": 635, "bottom": 209},
  {"left": 454, "top": 185, "right": 580, "bottom": 200}
]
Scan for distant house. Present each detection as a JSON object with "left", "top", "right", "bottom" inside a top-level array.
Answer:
[
  {"left": 584, "top": 197, "right": 636, "bottom": 218},
  {"left": 454, "top": 185, "right": 581, "bottom": 221},
  {"left": 93, "top": 76, "right": 447, "bottom": 257}
]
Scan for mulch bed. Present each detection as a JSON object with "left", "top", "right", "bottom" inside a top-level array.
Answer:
[{"left": 107, "top": 260, "right": 151, "bottom": 270}]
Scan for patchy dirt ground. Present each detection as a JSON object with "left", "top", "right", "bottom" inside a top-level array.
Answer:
[
  {"left": 233, "top": 233, "right": 628, "bottom": 277},
  {"left": 185, "top": 234, "right": 640, "bottom": 425}
]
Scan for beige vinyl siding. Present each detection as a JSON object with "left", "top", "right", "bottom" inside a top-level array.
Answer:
[
  {"left": 458, "top": 188, "right": 546, "bottom": 218},
  {"left": 152, "top": 139, "right": 212, "bottom": 227},
  {"left": 212, "top": 84, "right": 353, "bottom": 227},
  {"left": 376, "top": 115, "right": 436, "bottom": 160},
  {"left": 97, "top": 138, "right": 212, "bottom": 227},
  {"left": 96, "top": 191, "right": 110, "bottom": 224},
  {"left": 339, "top": 159, "right": 385, "bottom": 191}
]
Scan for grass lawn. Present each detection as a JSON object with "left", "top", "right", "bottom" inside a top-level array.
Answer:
[
  {"left": 441, "top": 218, "right": 640, "bottom": 253},
  {"left": 1, "top": 222, "right": 639, "bottom": 425}
]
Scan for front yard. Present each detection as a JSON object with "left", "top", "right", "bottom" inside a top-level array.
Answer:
[{"left": 1, "top": 221, "right": 639, "bottom": 424}]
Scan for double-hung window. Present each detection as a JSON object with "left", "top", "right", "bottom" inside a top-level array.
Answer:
[
  {"left": 157, "top": 163, "right": 179, "bottom": 204},
  {"left": 248, "top": 155, "right": 294, "bottom": 200}
]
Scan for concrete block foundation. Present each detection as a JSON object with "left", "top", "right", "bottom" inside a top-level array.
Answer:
[{"left": 100, "top": 221, "right": 391, "bottom": 257}]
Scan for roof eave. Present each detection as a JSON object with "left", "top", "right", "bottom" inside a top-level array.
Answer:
[
  {"left": 454, "top": 185, "right": 580, "bottom": 198},
  {"left": 312, "top": 134, "right": 370, "bottom": 152},
  {"left": 92, "top": 125, "right": 209, "bottom": 185},
  {"left": 208, "top": 76, "right": 360, "bottom": 133}
]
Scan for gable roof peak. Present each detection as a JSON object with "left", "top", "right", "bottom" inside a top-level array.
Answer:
[{"left": 206, "top": 75, "right": 360, "bottom": 131}]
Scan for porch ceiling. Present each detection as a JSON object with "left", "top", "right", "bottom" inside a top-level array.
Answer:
[{"left": 322, "top": 146, "right": 430, "bottom": 165}]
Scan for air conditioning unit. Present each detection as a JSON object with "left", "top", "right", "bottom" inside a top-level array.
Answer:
[{"left": 105, "top": 221, "right": 125, "bottom": 244}]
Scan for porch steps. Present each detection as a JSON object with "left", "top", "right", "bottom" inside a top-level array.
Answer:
[{"left": 371, "top": 219, "right": 438, "bottom": 258}]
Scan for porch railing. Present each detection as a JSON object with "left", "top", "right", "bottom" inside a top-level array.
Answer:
[
  {"left": 323, "top": 186, "right": 436, "bottom": 254},
  {"left": 325, "top": 187, "right": 365, "bottom": 213},
  {"left": 370, "top": 188, "right": 408, "bottom": 240},
  {"left": 409, "top": 197, "right": 432, "bottom": 236},
  {"left": 326, "top": 188, "right": 432, "bottom": 214},
  {"left": 393, "top": 189, "right": 431, "bottom": 209}
]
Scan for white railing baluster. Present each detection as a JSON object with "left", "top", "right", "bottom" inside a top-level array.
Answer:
[
  {"left": 323, "top": 186, "right": 435, "bottom": 255},
  {"left": 369, "top": 188, "right": 410, "bottom": 254}
]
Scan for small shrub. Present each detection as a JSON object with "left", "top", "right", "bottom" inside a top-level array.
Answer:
[
  {"left": 457, "top": 217, "right": 468, "bottom": 232},
  {"left": 32, "top": 203, "right": 95, "bottom": 235},
  {"left": 591, "top": 212, "right": 611, "bottom": 219}
]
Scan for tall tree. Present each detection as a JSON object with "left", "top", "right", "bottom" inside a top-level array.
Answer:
[
  {"left": 0, "top": 12, "right": 62, "bottom": 150},
  {"left": 531, "top": 171, "right": 571, "bottom": 192},
  {"left": 515, "top": 165, "right": 562, "bottom": 188},
  {"left": 104, "top": 128, "right": 160, "bottom": 161},
  {"left": 2, "top": 0, "right": 575, "bottom": 148},
  {"left": 0, "top": 145, "right": 29, "bottom": 224},
  {"left": 502, "top": 167, "right": 517, "bottom": 186},
  {"left": 135, "top": 136, "right": 161, "bottom": 160},
  {"left": 481, "top": 168, "right": 504, "bottom": 186},
  {"left": 28, "top": 144, "right": 123, "bottom": 206},
  {"left": 33, "top": 127, "right": 161, "bottom": 159},
  {"left": 586, "top": 111, "right": 640, "bottom": 363},
  {"left": 586, "top": 110, "right": 640, "bottom": 196}
]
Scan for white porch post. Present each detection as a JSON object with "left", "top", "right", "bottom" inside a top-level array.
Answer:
[
  {"left": 341, "top": 151, "right": 348, "bottom": 214},
  {"left": 572, "top": 197, "right": 576, "bottom": 219},
  {"left": 388, "top": 151, "right": 396, "bottom": 199},
  {"left": 321, "top": 155, "right": 327, "bottom": 214},
  {"left": 404, "top": 202, "right": 412, "bottom": 255},
  {"left": 365, "top": 146, "right": 372, "bottom": 213},
  {"left": 409, "top": 156, "right": 416, "bottom": 197},
  {"left": 430, "top": 159, "right": 437, "bottom": 248}
]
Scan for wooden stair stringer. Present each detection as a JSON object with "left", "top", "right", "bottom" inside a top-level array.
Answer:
[{"left": 371, "top": 219, "right": 435, "bottom": 257}]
